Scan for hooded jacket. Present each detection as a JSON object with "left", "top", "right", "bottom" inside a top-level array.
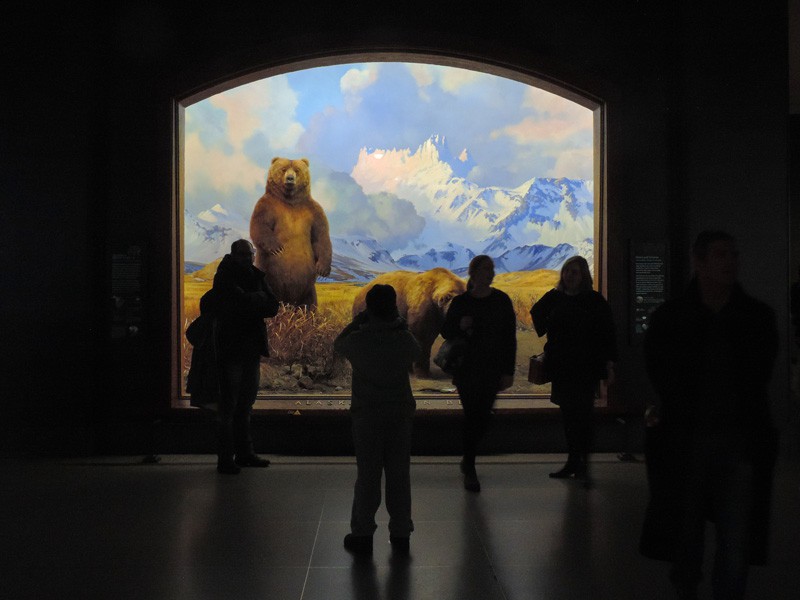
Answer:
[{"left": 334, "top": 313, "right": 422, "bottom": 412}]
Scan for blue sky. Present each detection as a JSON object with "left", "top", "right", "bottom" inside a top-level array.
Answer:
[{"left": 183, "top": 61, "right": 594, "bottom": 248}]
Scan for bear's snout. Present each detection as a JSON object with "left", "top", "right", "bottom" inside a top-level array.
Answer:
[{"left": 284, "top": 170, "right": 297, "bottom": 187}]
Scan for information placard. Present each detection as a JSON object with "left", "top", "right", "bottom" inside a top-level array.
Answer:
[
  {"left": 111, "top": 245, "right": 144, "bottom": 340},
  {"left": 630, "top": 241, "right": 668, "bottom": 343}
]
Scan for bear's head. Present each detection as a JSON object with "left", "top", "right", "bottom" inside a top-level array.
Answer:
[
  {"left": 266, "top": 157, "right": 311, "bottom": 204},
  {"left": 430, "top": 268, "right": 467, "bottom": 313}
]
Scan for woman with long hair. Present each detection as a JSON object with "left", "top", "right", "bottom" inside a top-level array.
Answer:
[
  {"left": 440, "top": 255, "right": 517, "bottom": 492},
  {"left": 530, "top": 255, "right": 617, "bottom": 486}
]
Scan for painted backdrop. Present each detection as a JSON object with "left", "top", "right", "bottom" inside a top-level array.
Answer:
[{"left": 181, "top": 62, "right": 595, "bottom": 403}]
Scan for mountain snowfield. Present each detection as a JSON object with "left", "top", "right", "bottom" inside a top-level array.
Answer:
[
  {"left": 184, "top": 134, "right": 594, "bottom": 279},
  {"left": 184, "top": 205, "right": 249, "bottom": 266}
]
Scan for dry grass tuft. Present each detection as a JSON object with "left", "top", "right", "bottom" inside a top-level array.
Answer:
[{"left": 267, "top": 303, "right": 350, "bottom": 376}]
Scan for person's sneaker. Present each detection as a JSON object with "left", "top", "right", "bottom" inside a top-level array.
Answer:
[
  {"left": 235, "top": 454, "right": 270, "bottom": 468},
  {"left": 344, "top": 533, "right": 373, "bottom": 554},
  {"left": 389, "top": 536, "right": 410, "bottom": 554},
  {"left": 216, "top": 461, "right": 241, "bottom": 475}
]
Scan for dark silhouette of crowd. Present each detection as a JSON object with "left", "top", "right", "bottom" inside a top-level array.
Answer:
[{"left": 187, "top": 232, "right": 780, "bottom": 599}]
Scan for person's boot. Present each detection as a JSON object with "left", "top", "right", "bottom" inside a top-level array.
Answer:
[
  {"left": 549, "top": 454, "right": 580, "bottom": 478},
  {"left": 574, "top": 455, "right": 592, "bottom": 487},
  {"left": 460, "top": 458, "right": 481, "bottom": 492},
  {"left": 344, "top": 534, "right": 373, "bottom": 554},
  {"left": 390, "top": 536, "right": 410, "bottom": 554},
  {"left": 217, "top": 425, "right": 238, "bottom": 474}
]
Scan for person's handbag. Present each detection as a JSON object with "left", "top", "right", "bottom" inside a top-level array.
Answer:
[
  {"left": 433, "top": 336, "right": 468, "bottom": 374},
  {"left": 527, "top": 352, "right": 550, "bottom": 384}
]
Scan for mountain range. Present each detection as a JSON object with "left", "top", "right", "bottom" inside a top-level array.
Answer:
[{"left": 184, "top": 135, "right": 594, "bottom": 279}]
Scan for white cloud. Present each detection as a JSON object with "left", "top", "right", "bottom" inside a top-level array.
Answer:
[
  {"left": 340, "top": 66, "right": 379, "bottom": 94},
  {"left": 547, "top": 147, "right": 594, "bottom": 180},
  {"left": 439, "top": 66, "right": 480, "bottom": 93},
  {"left": 522, "top": 87, "right": 592, "bottom": 122},
  {"left": 491, "top": 88, "right": 593, "bottom": 146},
  {"left": 210, "top": 77, "right": 303, "bottom": 152},
  {"left": 185, "top": 131, "right": 265, "bottom": 197},
  {"left": 407, "top": 63, "right": 435, "bottom": 88},
  {"left": 406, "top": 63, "right": 481, "bottom": 94},
  {"left": 315, "top": 172, "right": 424, "bottom": 250},
  {"left": 186, "top": 62, "right": 596, "bottom": 227},
  {"left": 185, "top": 76, "right": 309, "bottom": 217}
]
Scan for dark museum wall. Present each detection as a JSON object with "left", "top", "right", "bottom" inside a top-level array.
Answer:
[{"left": 1, "top": 2, "right": 794, "bottom": 456}]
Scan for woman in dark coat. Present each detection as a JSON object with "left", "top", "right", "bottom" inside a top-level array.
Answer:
[
  {"left": 440, "top": 255, "right": 517, "bottom": 493},
  {"left": 530, "top": 255, "right": 617, "bottom": 485}
]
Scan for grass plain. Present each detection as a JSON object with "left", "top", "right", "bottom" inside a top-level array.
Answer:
[{"left": 181, "top": 269, "right": 560, "bottom": 396}]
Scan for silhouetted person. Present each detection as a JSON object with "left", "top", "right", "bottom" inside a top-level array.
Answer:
[
  {"left": 530, "top": 255, "right": 617, "bottom": 487},
  {"left": 440, "top": 255, "right": 517, "bottom": 492},
  {"left": 335, "top": 284, "right": 422, "bottom": 555},
  {"left": 211, "top": 239, "right": 279, "bottom": 474},
  {"left": 640, "top": 230, "right": 779, "bottom": 600}
]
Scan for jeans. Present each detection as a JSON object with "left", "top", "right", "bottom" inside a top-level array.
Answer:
[{"left": 350, "top": 405, "right": 415, "bottom": 537}]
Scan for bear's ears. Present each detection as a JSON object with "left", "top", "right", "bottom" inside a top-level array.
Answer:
[{"left": 270, "top": 157, "right": 310, "bottom": 167}]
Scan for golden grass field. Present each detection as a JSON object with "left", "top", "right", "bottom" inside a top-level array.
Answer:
[{"left": 181, "top": 268, "right": 559, "bottom": 395}]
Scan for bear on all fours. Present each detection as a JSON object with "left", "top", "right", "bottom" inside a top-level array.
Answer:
[{"left": 352, "top": 268, "right": 466, "bottom": 377}]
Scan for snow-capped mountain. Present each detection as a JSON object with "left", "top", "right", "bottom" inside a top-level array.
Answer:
[
  {"left": 184, "top": 134, "right": 594, "bottom": 279},
  {"left": 483, "top": 178, "right": 594, "bottom": 254},
  {"left": 319, "top": 236, "right": 400, "bottom": 282},
  {"left": 184, "top": 204, "right": 249, "bottom": 265},
  {"left": 494, "top": 242, "right": 577, "bottom": 273},
  {"left": 325, "top": 236, "right": 592, "bottom": 279},
  {"left": 333, "top": 236, "right": 398, "bottom": 270},
  {"left": 396, "top": 242, "right": 476, "bottom": 272},
  {"left": 351, "top": 135, "right": 593, "bottom": 259},
  {"left": 351, "top": 134, "right": 474, "bottom": 198}
]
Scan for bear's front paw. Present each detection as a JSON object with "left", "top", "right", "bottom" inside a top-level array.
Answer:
[
  {"left": 316, "top": 263, "right": 331, "bottom": 277},
  {"left": 265, "top": 245, "right": 284, "bottom": 257}
]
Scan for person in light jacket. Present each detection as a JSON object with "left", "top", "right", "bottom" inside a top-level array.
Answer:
[{"left": 334, "top": 284, "right": 422, "bottom": 555}]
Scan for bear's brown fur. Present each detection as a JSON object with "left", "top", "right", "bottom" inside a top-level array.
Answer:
[
  {"left": 352, "top": 268, "right": 467, "bottom": 377},
  {"left": 250, "top": 157, "right": 332, "bottom": 309}
]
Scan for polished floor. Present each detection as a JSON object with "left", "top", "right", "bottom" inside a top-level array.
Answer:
[{"left": 2, "top": 452, "right": 798, "bottom": 600}]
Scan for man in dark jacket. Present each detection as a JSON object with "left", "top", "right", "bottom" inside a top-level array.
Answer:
[
  {"left": 641, "top": 230, "right": 778, "bottom": 600},
  {"left": 211, "top": 239, "right": 279, "bottom": 474}
]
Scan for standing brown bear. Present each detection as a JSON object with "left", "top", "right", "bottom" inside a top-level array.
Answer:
[
  {"left": 352, "top": 268, "right": 467, "bottom": 377},
  {"left": 250, "top": 157, "right": 332, "bottom": 309}
]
